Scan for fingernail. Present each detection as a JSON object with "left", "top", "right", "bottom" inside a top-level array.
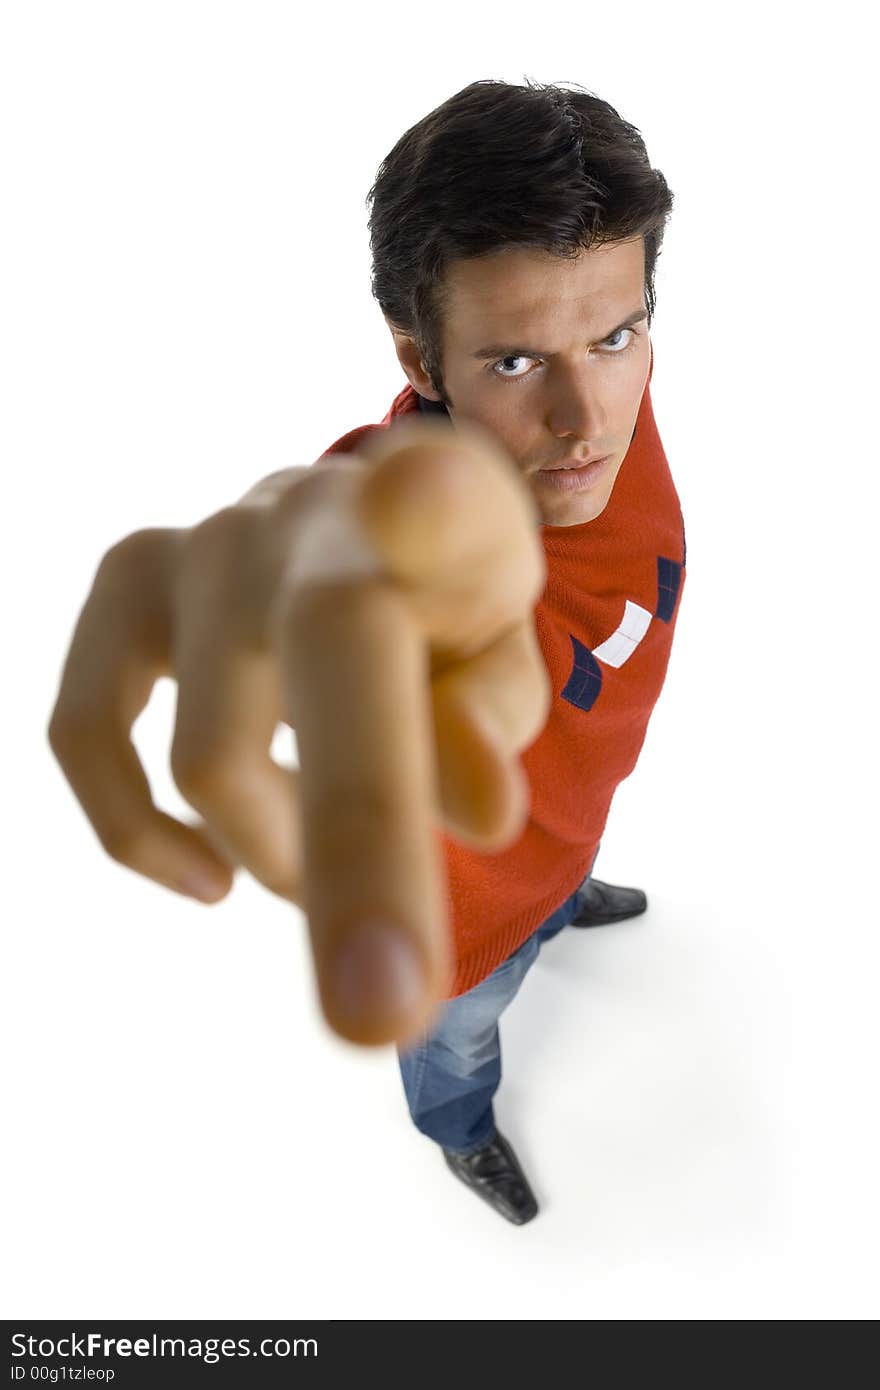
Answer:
[
  {"left": 329, "top": 921, "right": 426, "bottom": 1029},
  {"left": 178, "top": 872, "right": 227, "bottom": 903}
]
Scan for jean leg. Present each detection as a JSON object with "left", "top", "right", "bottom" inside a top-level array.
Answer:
[
  {"left": 535, "top": 844, "right": 601, "bottom": 947},
  {"left": 397, "top": 932, "right": 540, "bottom": 1154},
  {"left": 397, "top": 856, "right": 603, "bottom": 1153}
]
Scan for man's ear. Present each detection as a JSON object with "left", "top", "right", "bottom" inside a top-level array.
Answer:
[{"left": 384, "top": 318, "right": 443, "bottom": 402}]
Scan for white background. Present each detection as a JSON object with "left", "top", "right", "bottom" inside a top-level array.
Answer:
[{"left": 3, "top": 0, "right": 878, "bottom": 1321}]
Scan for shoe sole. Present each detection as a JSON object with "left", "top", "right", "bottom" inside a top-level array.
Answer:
[{"left": 569, "top": 904, "right": 648, "bottom": 928}]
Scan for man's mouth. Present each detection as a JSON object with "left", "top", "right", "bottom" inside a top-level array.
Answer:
[
  {"left": 534, "top": 455, "right": 611, "bottom": 492},
  {"left": 539, "top": 454, "right": 610, "bottom": 472}
]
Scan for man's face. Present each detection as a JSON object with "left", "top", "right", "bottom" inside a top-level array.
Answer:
[{"left": 395, "top": 237, "right": 652, "bottom": 528}]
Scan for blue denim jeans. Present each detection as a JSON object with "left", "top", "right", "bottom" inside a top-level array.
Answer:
[{"left": 396, "top": 850, "right": 599, "bottom": 1155}]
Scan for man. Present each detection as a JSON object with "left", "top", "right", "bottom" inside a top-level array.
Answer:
[{"left": 48, "top": 78, "right": 686, "bottom": 1227}]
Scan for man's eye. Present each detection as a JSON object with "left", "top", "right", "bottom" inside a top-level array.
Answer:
[
  {"left": 604, "top": 328, "right": 627, "bottom": 349},
  {"left": 490, "top": 327, "right": 637, "bottom": 381},
  {"left": 492, "top": 355, "right": 533, "bottom": 379}
]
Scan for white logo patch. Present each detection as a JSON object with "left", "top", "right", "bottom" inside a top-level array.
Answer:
[{"left": 591, "top": 600, "right": 653, "bottom": 669}]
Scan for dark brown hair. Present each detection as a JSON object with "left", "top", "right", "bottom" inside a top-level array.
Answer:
[{"left": 367, "top": 77, "right": 675, "bottom": 407}]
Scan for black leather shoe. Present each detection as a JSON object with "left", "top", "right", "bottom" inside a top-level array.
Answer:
[
  {"left": 442, "top": 1129, "right": 539, "bottom": 1226},
  {"left": 569, "top": 877, "right": 648, "bottom": 927}
]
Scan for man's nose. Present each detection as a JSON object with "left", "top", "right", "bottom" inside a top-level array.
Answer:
[{"left": 544, "top": 364, "right": 608, "bottom": 442}]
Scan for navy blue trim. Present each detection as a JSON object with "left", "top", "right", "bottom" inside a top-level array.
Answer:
[
  {"left": 655, "top": 557, "right": 683, "bottom": 623},
  {"left": 561, "top": 636, "right": 603, "bottom": 712}
]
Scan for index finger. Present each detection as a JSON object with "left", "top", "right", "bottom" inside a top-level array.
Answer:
[
  {"left": 274, "top": 425, "right": 546, "bottom": 1050},
  {"left": 278, "top": 573, "right": 450, "bottom": 1050}
]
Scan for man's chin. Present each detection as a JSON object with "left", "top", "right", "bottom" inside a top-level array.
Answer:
[{"left": 537, "top": 488, "right": 611, "bottom": 528}]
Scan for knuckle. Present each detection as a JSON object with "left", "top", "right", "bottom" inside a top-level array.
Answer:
[
  {"left": 97, "top": 527, "right": 174, "bottom": 580},
  {"left": 98, "top": 821, "right": 145, "bottom": 867},
  {"left": 178, "top": 507, "right": 274, "bottom": 616},
  {"left": 170, "top": 743, "right": 242, "bottom": 806},
  {"left": 98, "top": 529, "right": 150, "bottom": 570},
  {"left": 169, "top": 747, "right": 216, "bottom": 803},
  {"left": 235, "top": 464, "right": 313, "bottom": 508},
  {"left": 275, "top": 472, "right": 383, "bottom": 596},
  {"left": 270, "top": 456, "right": 367, "bottom": 533},
  {"left": 259, "top": 871, "right": 305, "bottom": 907},
  {"left": 46, "top": 710, "right": 97, "bottom": 762},
  {"left": 273, "top": 571, "right": 388, "bottom": 640},
  {"left": 46, "top": 712, "right": 72, "bottom": 757},
  {"left": 271, "top": 459, "right": 335, "bottom": 511},
  {"left": 182, "top": 507, "right": 251, "bottom": 563}
]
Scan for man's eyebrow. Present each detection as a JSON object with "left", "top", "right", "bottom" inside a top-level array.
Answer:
[{"left": 470, "top": 306, "right": 649, "bottom": 360}]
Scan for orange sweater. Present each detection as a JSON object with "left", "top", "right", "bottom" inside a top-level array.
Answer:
[{"left": 317, "top": 359, "right": 687, "bottom": 997}]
